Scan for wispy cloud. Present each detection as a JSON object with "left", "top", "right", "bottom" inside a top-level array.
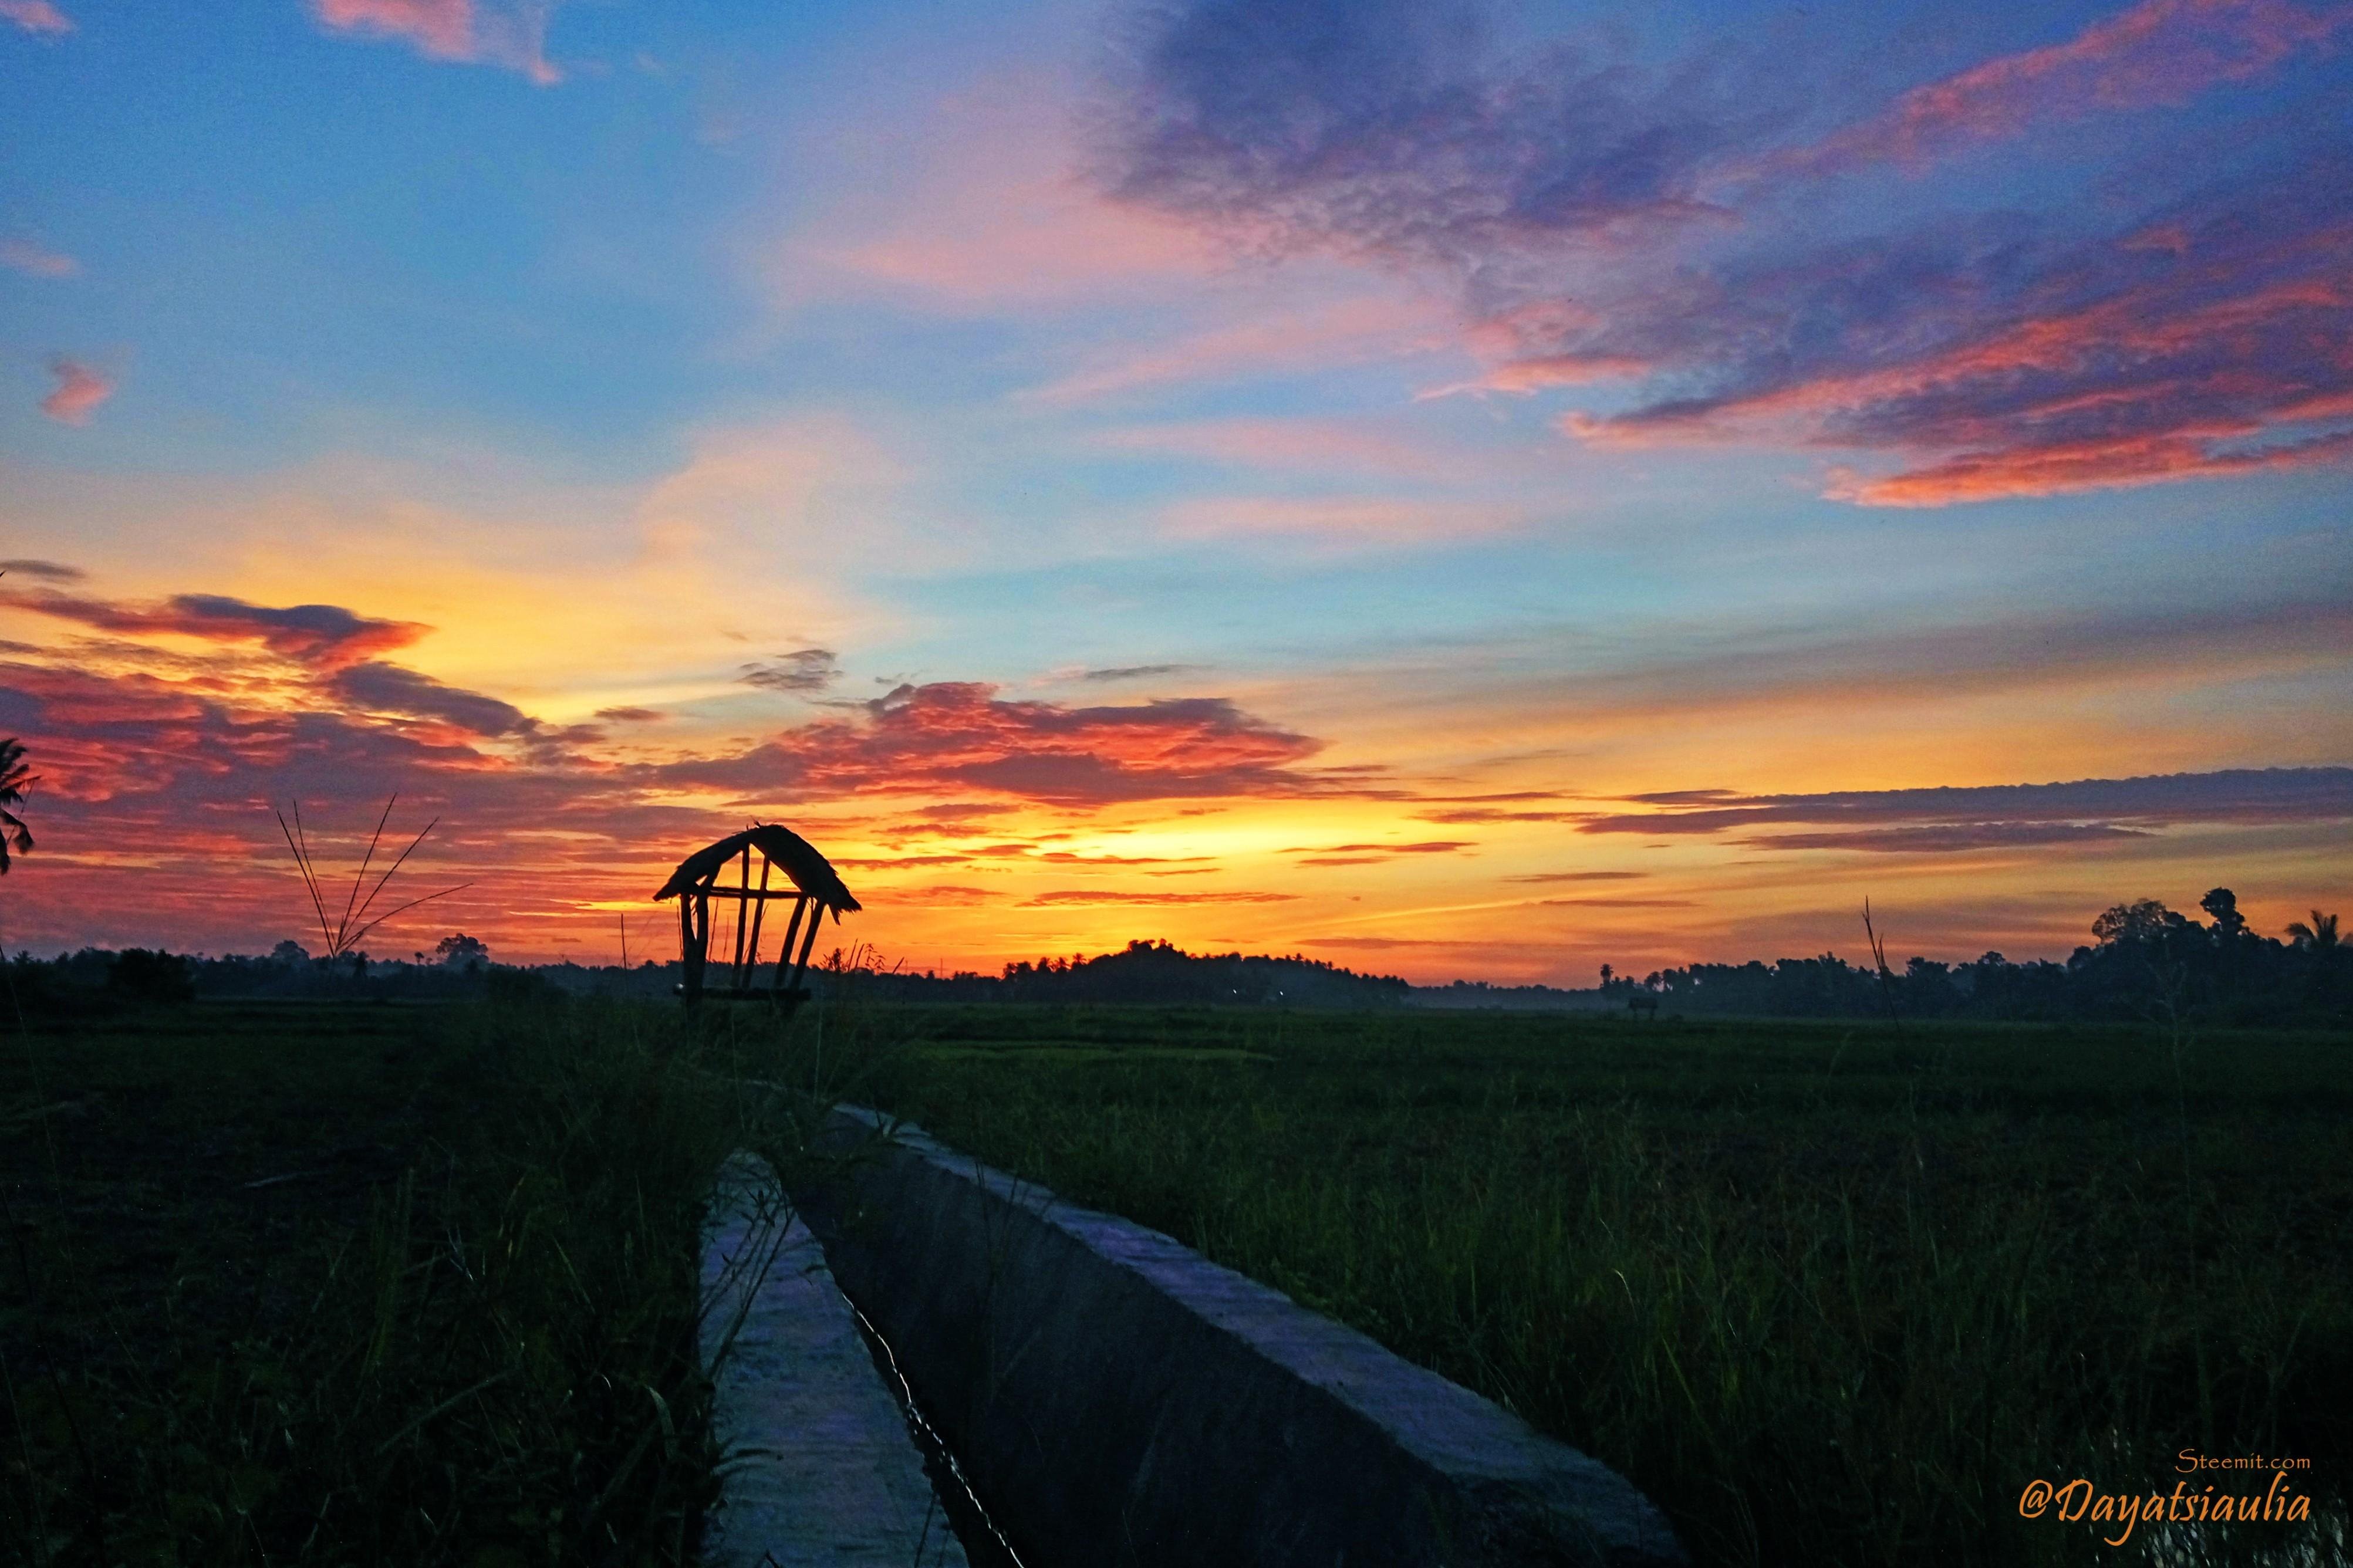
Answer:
[
  {"left": 1092, "top": 415, "right": 1493, "bottom": 483},
  {"left": 1741, "top": 823, "right": 2154, "bottom": 853},
  {"left": 1581, "top": 767, "right": 2353, "bottom": 843},
  {"left": 1018, "top": 888, "right": 1298, "bottom": 905},
  {"left": 1160, "top": 494, "right": 1524, "bottom": 543},
  {"left": 1417, "top": 805, "right": 1586, "bottom": 823},
  {"left": 740, "top": 647, "right": 840, "bottom": 695},
  {"left": 310, "top": 0, "right": 561, "bottom": 85},
  {"left": 879, "top": 884, "right": 998, "bottom": 905},
  {"left": 1284, "top": 839, "right": 1471, "bottom": 860},
  {"left": 771, "top": 72, "right": 1221, "bottom": 308},
  {"left": 0, "top": 586, "right": 427, "bottom": 668},
  {"left": 0, "top": 559, "right": 85, "bottom": 583},
  {"left": 1537, "top": 895, "right": 1694, "bottom": 908},
  {"left": 1099, "top": 0, "right": 1751, "bottom": 267},
  {"left": 0, "top": 1, "right": 72, "bottom": 36},
  {"left": 1507, "top": 870, "right": 1646, "bottom": 883},
  {"left": 1403, "top": 592, "right": 2353, "bottom": 729},
  {"left": 1096, "top": 0, "right": 2353, "bottom": 503},
  {"left": 39, "top": 358, "right": 112, "bottom": 424},
  {"left": 1787, "top": 0, "right": 2353, "bottom": 173},
  {"left": 1567, "top": 192, "right": 2353, "bottom": 503},
  {"left": 329, "top": 661, "right": 534, "bottom": 737},
  {"left": 656, "top": 679, "right": 1342, "bottom": 807},
  {"left": 1029, "top": 292, "right": 1445, "bottom": 403},
  {"left": 0, "top": 238, "right": 77, "bottom": 277}
]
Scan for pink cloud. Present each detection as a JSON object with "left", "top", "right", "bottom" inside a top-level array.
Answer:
[
  {"left": 1030, "top": 293, "right": 1446, "bottom": 403},
  {"left": 0, "top": 1, "right": 70, "bottom": 35},
  {"left": 1096, "top": 1, "right": 2353, "bottom": 508},
  {"left": 1159, "top": 495, "right": 1525, "bottom": 544},
  {"left": 0, "top": 239, "right": 78, "bottom": 278},
  {"left": 1800, "top": 0, "right": 2352, "bottom": 171},
  {"left": 774, "top": 76, "right": 1223, "bottom": 308},
  {"left": 39, "top": 358, "right": 112, "bottom": 424},
  {"left": 311, "top": 0, "right": 559, "bottom": 85},
  {"left": 1562, "top": 208, "right": 2353, "bottom": 503},
  {"left": 1826, "top": 428, "right": 2353, "bottom": 506},
  {"left": 1422, "top": 353, "right": 1651, "bottom": 399},
  {"left": 1092, "top": 417, "right": 1486, "bottom": 484},
  {"left": 805, "top": 186, "right": 1216, "bottom": 305}
]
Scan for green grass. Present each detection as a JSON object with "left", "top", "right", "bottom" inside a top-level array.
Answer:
[
  {"left": 856, "top": 1004, "right": 2353, "bottom": 1568},
  {"left": 1, "top": 995, "right": 828, "bottom": 1567},
  {"left": 9, "top": 993, "right": 2344, "bottom": 1567}
]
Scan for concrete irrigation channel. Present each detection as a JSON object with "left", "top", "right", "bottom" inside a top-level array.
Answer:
[{"left": 700, "top": 1110, "right": 1689, "bottom": 1567}]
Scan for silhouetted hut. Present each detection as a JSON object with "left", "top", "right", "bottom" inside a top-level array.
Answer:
[{"left": 654, "top": 823, "right": 860, "bottom": 1006}]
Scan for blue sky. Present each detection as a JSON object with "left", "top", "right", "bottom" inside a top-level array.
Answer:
[{"left": 1, "top": 0, "right": 2347, "bottom": 975}]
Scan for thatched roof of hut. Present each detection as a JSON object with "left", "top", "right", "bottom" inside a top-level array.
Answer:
[{"left": 653, "top": 823, "right": 861, "bottom": 914}]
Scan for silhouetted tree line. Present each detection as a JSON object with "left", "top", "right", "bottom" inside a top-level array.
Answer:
[
  {"left": 4, "top": 937, "right": 1409, "bottom": 1012},
  {"left": 0, "top": 939, "right": 622, "bottom": 1013},
  {"left": 838, "top": 938, "right": 1414, "bottom": 1008},
  {"left": 1601, "top": 888, "right": 2348, "bottom": 1025},
  {"left": 8, "top": 890, "right": 2342, "bottom": 1023}
]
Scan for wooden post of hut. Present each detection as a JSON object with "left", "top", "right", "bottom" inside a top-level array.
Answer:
[{"left": 653, "top": 823, "right": 861, "bottom": 1007}]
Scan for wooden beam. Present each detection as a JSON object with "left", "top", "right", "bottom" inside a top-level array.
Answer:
[
  {"left": 730, "top": 846, "right": 751, "bottom": 983},
  {"left": 742, "top": 856, "right": 772, "bottom": 987},
  {"left": 680, "top": 888, "right": 707, "bottom": 1005},
  {"left": 789, "top": 901, "right": 825, "bottom": 994},
  {"left": 772, "top": 895, "right": 808, "bottom": 989}
]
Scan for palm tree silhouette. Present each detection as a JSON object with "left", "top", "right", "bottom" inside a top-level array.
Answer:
[
  {"left": 0, "top": 738, "right": 33, "bottom": 874},
  {"left": 2284, "top": 910, "right": 2340, "bottom": 951}
]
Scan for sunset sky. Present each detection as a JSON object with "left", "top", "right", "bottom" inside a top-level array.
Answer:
[{"left": 2, "top": 0, "right": 2348, "bottom": 981}]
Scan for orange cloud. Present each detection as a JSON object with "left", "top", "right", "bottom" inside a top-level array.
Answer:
[
  {"left": 1, "top": 586, "right": 428, "bottom": 668},
  {"left": 1018, "top": 889, "right": 1298, "bottom": 905},
  {"left": 657, "top": 681, "right": 1339, "bottom": 806},
  {"left": 38, "top": 359, "right": 111, "bottom": 424}
]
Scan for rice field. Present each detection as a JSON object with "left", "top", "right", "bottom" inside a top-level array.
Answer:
[
  {"left": 7, "top": 992, "right": 2345, "bottom": 1566},
  {"left": 852, "top": 1002, "right": 2353, "bottom": 1567}
]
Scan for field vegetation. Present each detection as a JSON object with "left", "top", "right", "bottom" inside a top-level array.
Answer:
[
  {"left": 856, "top": 1002, "right": 2352, "bottom": 1567},
  {"left": 1, "top": 991, "right": 826, "bottom": 1566},
  {"left": 7, "top": 975, "right": 2345, "bottom": 1567}
]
